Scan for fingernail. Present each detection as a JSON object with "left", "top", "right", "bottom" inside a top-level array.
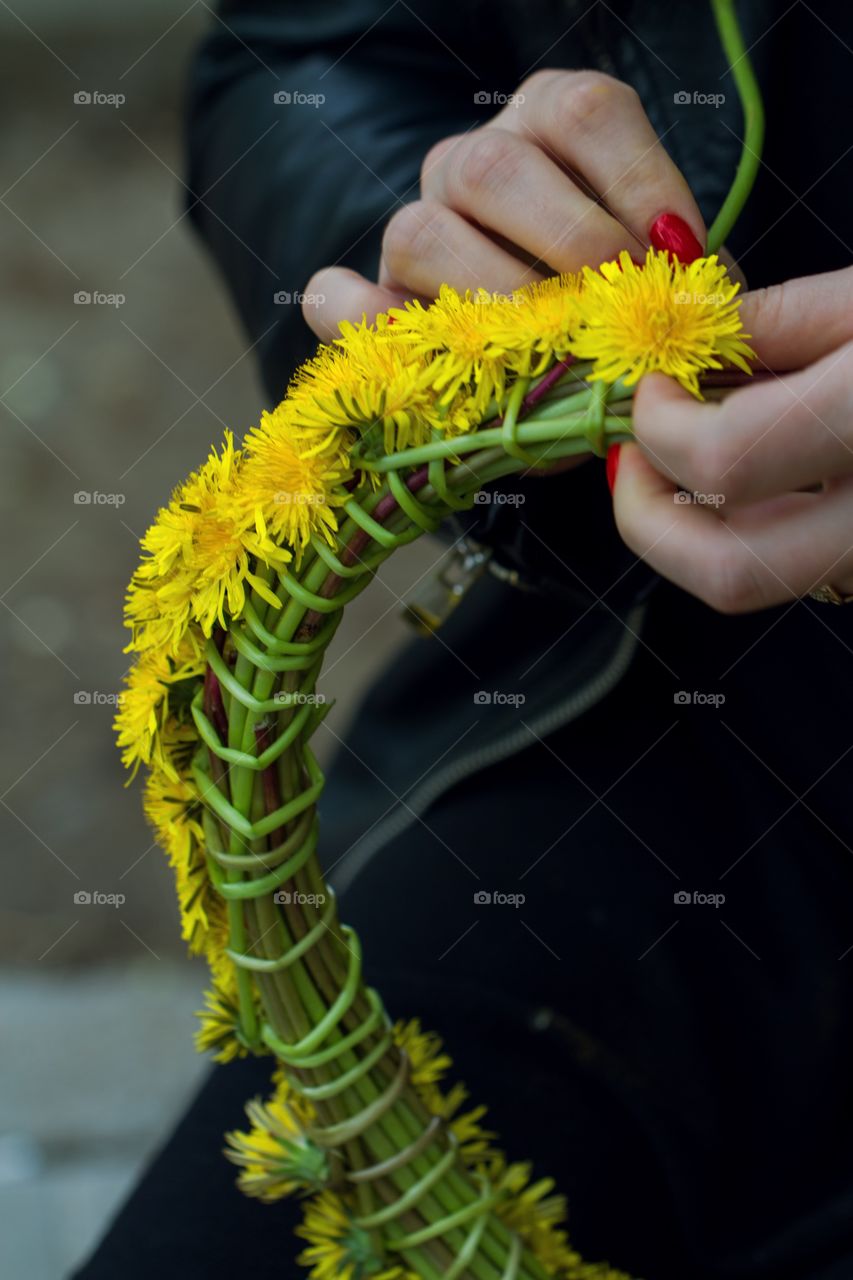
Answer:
[
  {"left": 606, "top": 443, "right": 622, "bottom": 495},
  {"left": 649, "top": 213, "right": 704, "bottom": 263}
]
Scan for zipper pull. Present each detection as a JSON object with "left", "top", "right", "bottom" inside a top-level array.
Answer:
[{"left": 401, "top": 539, "right": 492, "bottom": 635}]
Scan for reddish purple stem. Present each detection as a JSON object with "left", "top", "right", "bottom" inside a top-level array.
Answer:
[
  {"left": 482, "top": 356, "right": 576, "bottom": 431},
  {"left": 255, "top": 721, "right": 285, "bottom": 848},
  {"left": 203, "top": 664, "right": 229, "bottom": 742}
]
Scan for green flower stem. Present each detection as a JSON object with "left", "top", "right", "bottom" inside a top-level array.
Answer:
[
  {"left": 269, "top": 518, "right": 557, "bottom": 1280},
  {"left": 215, "top": 566, "right": 501, "bottom": 1276},
  {"left": 200, "top": 367, "right": 660, "bottom": 1279},
  {"left": 250, "top": 601, "right": 515, "bottom": 1279},
  {"left": 706, "top": 0, "right": 765, "bottom": 253},
  {"left": 233, "top": 526, "right": 553, "bottom": 1277}
]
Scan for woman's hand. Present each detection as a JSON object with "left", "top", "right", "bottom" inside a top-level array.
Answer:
[
  {"left": 613, "top": 266, "right": 853, "bottom": 612},
  {"left": 302, "top": 69, "right": 705, "bottom": 341}
]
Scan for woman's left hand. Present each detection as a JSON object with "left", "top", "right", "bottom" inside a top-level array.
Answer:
[{"left": 612, "top": 265, "right": 853, "bottom": 612}]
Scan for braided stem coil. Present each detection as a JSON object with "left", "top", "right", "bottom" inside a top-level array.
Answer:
[{"left": 190, "top": 366, "right": 634, "bottom": 1280}]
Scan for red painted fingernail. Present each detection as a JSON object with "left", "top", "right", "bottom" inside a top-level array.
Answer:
[
  {"left": 649, "top": 213, "right": 704, "bottom": 263},
  {"left": 606, "top": 443, "right": 622, "bottom": 495}
]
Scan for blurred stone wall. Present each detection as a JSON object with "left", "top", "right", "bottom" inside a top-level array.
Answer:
[
  {"left": 1, "top": 5, "right": 444, "bottom": 1275},
  {"left": 1, "top": 0, "right": 438, "bottom": 969}
]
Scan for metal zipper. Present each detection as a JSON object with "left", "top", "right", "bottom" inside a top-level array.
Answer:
[{"left": 333, "top": 601, "right": 647, "bottom": 895}]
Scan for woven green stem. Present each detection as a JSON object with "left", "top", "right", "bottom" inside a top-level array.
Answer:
[
  {"left": 196, "top": 354, "right": 749, "bottom": 1277},
  {"left": 199, "top": 418, "right": 606, "bottom": 1276}
]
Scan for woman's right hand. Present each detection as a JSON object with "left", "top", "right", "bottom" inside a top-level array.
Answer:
[{"left": 302, "top": 68, "right": 706, "bottom": 341}]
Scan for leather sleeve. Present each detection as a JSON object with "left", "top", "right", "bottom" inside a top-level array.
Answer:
[{"left": 185, "top": 0, "right": 514, "bottom": 400}]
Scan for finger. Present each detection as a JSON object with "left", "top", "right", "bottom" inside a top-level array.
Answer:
[
  {"left": 632, "top": 347, "right": 853, "bottom": 508},
  {"left": 496, "top": 70, "right": 706, "bottom": 254},
  {"left": 739, "top": 266, "right": 853, "bottom": 370},
  {"left": 420, "top": 126, "right": 641, "bottom": 273},
  {"left": 301, "top": 268, "right": 414, "bottom": 342},
  {"left": 378, "top": 198, "right": 543, "bottom": 297},
  {"left": 719, "top": 245, "right": 747, "bottom": 290},
  {"left": 613, "top": 441, "right": 853, "bottom": 612}
]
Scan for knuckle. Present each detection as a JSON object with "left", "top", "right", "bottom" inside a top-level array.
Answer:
[
  {"left": 450, "top": 129, "right": 523, "bottom": 200},
  {"left": 420, "top": 134, "right": 461, "bottom": 188},
  {"left": 611, "top": 501, "right": 645, "bottom": 561},
  {"left": 793, "top": 339, "right": 853, "bottom": 426},
  {"left": 516, "top": 67, "right": 561, "bottom": 98},
  {"left": 681, "top": 428, "right": 738, "bottom": 498},
  {"left": 551, "top": 71, "right": 634, "bottom": 135},
  {"left": 381, "top": 200, "right": 445, "bottom": 273},
  {"left": 705, "top": 547, "right": 765, "bottom": 615}
]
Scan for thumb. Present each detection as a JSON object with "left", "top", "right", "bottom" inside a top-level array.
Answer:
[
  {"left": 738, "top": 265, "right": 853, "bottom": 371},
  {"left": 301, "top": 267, "right": 418, "bottom": 343}
]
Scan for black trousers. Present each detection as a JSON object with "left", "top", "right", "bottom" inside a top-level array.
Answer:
[{"left": 76, "top": 586, "right": 853, "bottom": 1280}]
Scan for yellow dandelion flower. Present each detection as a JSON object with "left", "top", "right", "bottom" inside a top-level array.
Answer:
[
  {"left": 143, "top": 763, "right": 227, "bottom": 956},
  {"left": 237, "top": 402, "right": 349, "bottom": 556},
  {"left": 114, "top": 632, "right": 204, "bottom": 779},
  {"left": 269, "top": 1064, "right": 317, "bottom": 1126},
  {"left": 296, "top": 1191, "right": 416, "bottom": 1280},
  {"left": 499, "top": 273, "right": 585, "bottom": 376},
  {"left": 225, "top": 1090, "right": 327, "bottom": 1201},
  {"left": 280, "top": 341, "right": 402, "bottom": 464},
  {"left": 571, "top": 248, "right": 754, "bottom": 397},
  {"left": 393, "top": 1019, "right": 453, "bottom": 1088},
  {"left": 446, "top": 1097, "right": 493, "bottom": 1161},
  {"left": 126, "top": 431, "right": 288, "bottom": 655},
  {"left": 286, "top": 341, "right": 369, "bottom": 434},
  {"left": 195, "top": 955, "right": 260, "bottom": 1063},
  {"left": 559, "top": 1259, "right": 636, "bottom": 1279},
  {"left": 392, "top": 1020, "right": 493, "bottom": 1158},
  {"left": 388, "top": 285, "right": 525, "bottom": 415},
  {"left": 333, "top": 320, "right": 447, "bottom": 451},
  {"left": 476, "top": 1154, "right": 577, "bottom": 1277}
]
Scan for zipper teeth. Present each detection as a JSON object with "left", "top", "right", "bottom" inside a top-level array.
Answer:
[{"left": 333, "top": 603, "right": 647, "bottom": 895}]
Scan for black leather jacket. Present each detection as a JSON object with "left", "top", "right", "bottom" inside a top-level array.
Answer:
[{"left": 173, "top": 8, "right": 853, "bottom": 1280}]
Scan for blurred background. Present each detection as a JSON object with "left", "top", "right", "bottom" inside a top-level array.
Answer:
[{"left": 0, "top": 4, "right": 437, "bottom": 1275}]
